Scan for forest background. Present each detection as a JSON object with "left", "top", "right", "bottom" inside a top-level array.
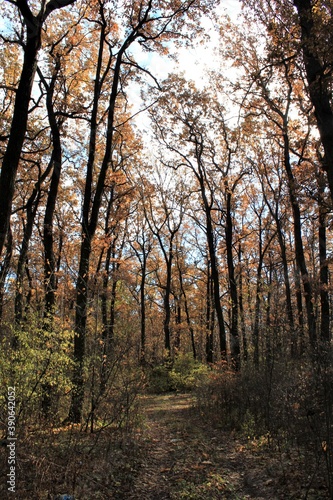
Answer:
[{"left": 1, "top": 0, "right": 333, "bottom": 498}]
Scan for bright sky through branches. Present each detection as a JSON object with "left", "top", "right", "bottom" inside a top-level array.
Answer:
[
  {"left": 176, "top": 0, "right": 241, "bottom": 83},
  {"left": 129, "top": 0, "right": 241, "bottom": 132},
  {"left": 131, "top": 0, "right": 241, "bottom": 82}
]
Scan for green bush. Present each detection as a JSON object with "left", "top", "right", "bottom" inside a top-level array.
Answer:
[
  {"left": 147, "top": 353, "right": 209, "bottom": 393},
  {"left": 0, "top": 318, "right": 73, "bottom": 428}
]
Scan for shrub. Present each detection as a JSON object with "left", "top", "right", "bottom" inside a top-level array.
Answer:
[
  {"left": 195, "top": 354, "right": 333, "bottom": 497},
  {"left": 0, "top": 318, "right": 73, "bottom": 429},
  {"left": 147, "top": 353, "right": 210, "bottom": 393}
]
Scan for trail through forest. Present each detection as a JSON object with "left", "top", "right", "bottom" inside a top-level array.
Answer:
[
  {"left": 0, "top": 391, "right": 328, "bottom": 499},
  {"left": 128, "top": 393, "right": 284, "bottom": 500}
]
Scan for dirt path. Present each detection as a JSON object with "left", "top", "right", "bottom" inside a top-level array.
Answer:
[{"left": 127, "top": 393, "right": 282, "bottom": 500}]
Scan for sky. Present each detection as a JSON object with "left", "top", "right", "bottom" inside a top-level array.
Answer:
[
  {"left": 128, "top": 0, "right": 242, "bottom": 133},
  {"left": 130, "top": 0, "right": 242, "bottom": 82},
  {"left": 175, "top": 0, "right": 242, "bottom": 82}
]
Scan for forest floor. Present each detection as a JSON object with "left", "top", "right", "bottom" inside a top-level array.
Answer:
[
  {"left": 1, "top": 392, "right": 329, "bottom": 499},
  {"left": 125, "top": 393, "right": 324, "bottom": 500}
]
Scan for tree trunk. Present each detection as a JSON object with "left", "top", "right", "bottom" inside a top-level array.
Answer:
[
  {"left": 41, "top": 65, "right": 63, "bottom": 316},
  {"left": 283, "top": 129, "right": 317, "bottom": 347},
  {"left": 164, "top": 248, "right": 173, "bottom": 354},
  {"left": 69, "top": 235, "right": 90, "bottom": 423},
  {"left": 0, "top": 227, "right": 12, "bottom": 321},
  {"left": 238, "top": 244, "right": 248, "bottom": 362},
  {"left": 318, "top": 175, "right": 330, "bottom": 342},
  {"left": 0, "top": 18, "right": 41, "bottom": 259},
  {"left": 15, "top": 198, "right": 40, "bottom": 324},
  {"left": 140, "top": 254, "right": 147, "bottom": 363},
  {"left": 294, "top": 263, "right": 305, "bottom": 354},
  {"left": 294, "top": 0, "right": 333, "bottom": 205},
  {"left": 253, "top": 251, "right": 263, "bottom": 368},
  {"left": 0, "top": 0, "right": 77, "bottom": 260},
  {"left": 225, "top": 190, "right": 240, "bottom": 370},
  {"left": 206, "top": 260, "right": 214, "bottom": 364},
  {"left": 68, "top": 19, "right": 114, "bottom": 422},
  {"left": 198, "top": 172, "right": 226, "bottom": 357},
  {"left": 178, "top": 259, "right": 197, "bottom": 360}
]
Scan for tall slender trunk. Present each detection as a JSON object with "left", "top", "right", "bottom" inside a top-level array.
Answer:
[
  {"left": 207, "top": 226, "right": 226, "bottom": 357},
  {"left": 199, "top": 172, "right": 226, "bottom": 356},
  {"left": 283, "top": 128, "right": 317, "bottom": 347},
  {"left": 0, "top": 18, "right": 41, "bottom": 259},
  {"left": 178, "top": 259, "right": 196, "bottom": 359},
  {"left": 0, "top": 228, "right": 12, "bottom": 321},
  {"left": 15, "top": 197, "right": 40, "bottom": 324},
  {"left": 276, "top": 219, "right": 296, "bottom": 355},
  {"left": 265, "top": 255, "right": 273, "bottom": 364},
  {"left": 238, "top": 244, "right": 248, "bottom": 362},
  {"left": 225, "top": 189, "right": 240, "bottom": 370},
  {"left": 140, "top": 251, "right": 147, "bottom": 363},
  {"left": 164, "top": 246, "right": 173, "bottom": 354},
  {"left": 39, "top": 64, "right": 63, "bottom": 316},
  {"left": 151, "top": 222, "right": 179, "bottom": 357},
  {"left": 100, "top": 275, "right": 118, "bottom": 394},
  {"left": 174, "top": 295, "right": 181, "bottom": 352},
  {"left": 131, "top": 230, "right": 151, "bottom": 364},
  {"left": 294, "top": 263, "right": 305, "bottom": 353},
  {"left": 69, "top": 18, "right": 113, "bottom": 422},
  {"left": 294, "top": 0, "right": 333, "bottom": 204},
  {"left": 206, "top": 260, "right": 215, "bottom": 363},
  {"left": 253, "top": 248, "right": 263, "bottom": 369},
  {"left": 318, "top": 176, "right": 330, "bottom": 342},
  {"left": 69, "top": 235, "right": 90, "bottom": 423}
]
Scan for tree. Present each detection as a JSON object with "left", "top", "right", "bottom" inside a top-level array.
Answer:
[
  {"left": 293, "top": 0, "right": 333, "bottom": 205},
  {"left": 0, "top": 0, "right": 77, "bottom": 262},
  {"left": 129, "top": 206, "right": 153, "bottom": 364},
  {"left": 141, "top": 170, "right": 185, "bottom": 356}
]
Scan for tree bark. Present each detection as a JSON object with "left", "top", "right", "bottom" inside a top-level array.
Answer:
[
  {"left": 201, "top": 184, "right": 227, "bottom": 357},
  {"left": 294, "top": 0, "right": 333, "bottom": 205},
  {"left": 225, "top": 189, "right": 240, "bottom": 370},
  {"left": 318, "top": 174, "right": 330, "bottom": 342},
  {"left": 238, "top": 244, "right": 248, "bottom": 362},
  {"left": 177, "top": 258, "right": 197, "bottom": 360},
  {"left": 163, "top": 243, "right": 173, "bottom": 354},
  {"left": 282, "top": 128, "right": 317, "bottom": 347},
  {"left": 0, "top": 14, "right": 40, "bottom": 258},
  {"left": 0, "top": 227, "right": 12, "bottom": 321},
  {"left": 205, "top": 260, "right": 214, "bottom": 364},
  {"left": 40, "top": 64, "right": 63, "bottom": 315}
]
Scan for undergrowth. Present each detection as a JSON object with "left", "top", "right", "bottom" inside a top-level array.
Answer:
[
  {"left": 146, "top": 353, "right": 210, "bottom": 393},
  {"left": 0, "top": 319, "right": 144, "bottom": 499},
  {"left": 195, "top": 353, "right": 333, "bottom": 498}
]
